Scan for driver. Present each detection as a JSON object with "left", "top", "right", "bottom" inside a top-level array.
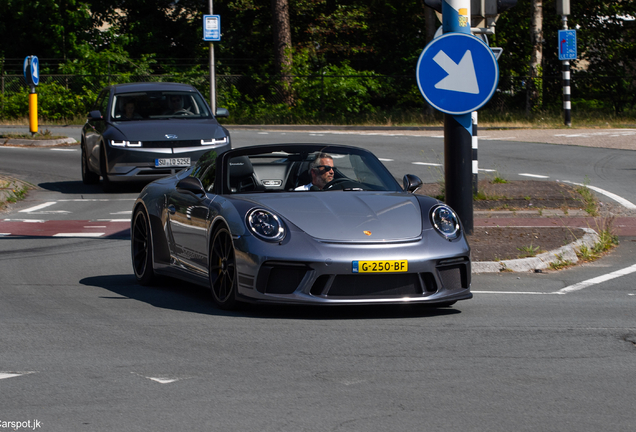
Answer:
[
  {"left": 295, "top": 153, "right": 334, "bottom": 190},
  {"left": 164, "top": 95, "right": 191, "bottom": 115}
]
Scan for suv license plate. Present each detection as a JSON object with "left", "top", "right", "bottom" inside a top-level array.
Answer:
[{"left": 155, "top": 157, "right": 191, "bottom": 167}]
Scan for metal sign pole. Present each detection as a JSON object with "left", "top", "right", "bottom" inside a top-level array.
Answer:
[
  {"left": 442, "top": 0, "right": 474, "bottom": 234},
  {"left": 561, "top": 16, "right": 571, "bottom": 127},
  {"left": 208, "top": 0, "right": 216, "bottom": 114}
]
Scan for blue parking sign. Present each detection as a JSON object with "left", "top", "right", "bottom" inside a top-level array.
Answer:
[{"left": 203, "top": 15, "right": 221, "bottom": 41}]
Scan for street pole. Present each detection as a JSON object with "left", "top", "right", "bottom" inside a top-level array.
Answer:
[
  {"left": 208, "top": 0, "right": 216, "bottom": 114},
  {"left": 561, "top": 16, "right": 571, "bottom": 127},
  {"left": 442, "top": 0, "right": 473, "bottom": 234}
]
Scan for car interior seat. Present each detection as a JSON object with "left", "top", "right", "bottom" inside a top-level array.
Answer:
[{"left": 229, "top": 156, "right": 264, "bottom": 192}]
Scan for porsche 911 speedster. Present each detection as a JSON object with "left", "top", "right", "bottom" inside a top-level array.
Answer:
[{"left": 131, "top": 144, "right": 472, "bottom": 309}]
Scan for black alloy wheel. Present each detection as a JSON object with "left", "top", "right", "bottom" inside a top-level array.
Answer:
[
  {"left": 81, "top": 144, "right": 99, "bottom": 185},
  {"left": 131, "top": 209, "right": 156, "bottom": 285},
  {"left": 209, "top": 227, "right": 238, "bottom": 310}
]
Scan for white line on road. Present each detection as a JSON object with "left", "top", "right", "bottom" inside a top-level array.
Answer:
[
  {"left": 53, "top": 233, "right": 104, "bottom": 237},
  {"left": 519, "top": 173, "right": 550, "bottom": 179},
  {"left": 412, "top": 162, "right": 442, "bottom": 166},
  {"left": 553, "top": 264, "right": 636, "bottom": 295},
  {"left": 19, "top": 202, "right": 56, "bottom": 213},
  {"left": 50, "top": 148, "right": 77, "bottom": 152},
  {"left": 563, "top": 181, "right": 636, "bottom": 209},
  {"left": 475, "top": 264, "right": 636, "bottom": 296}
]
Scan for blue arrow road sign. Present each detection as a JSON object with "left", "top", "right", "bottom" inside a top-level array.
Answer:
[
  {"left": 416, "top": 33, "right": 498, "bottom": 115},
  {"left": 558, "top": 29, "right": 577, "bottom": 61},
  {"left": 23, "top": 56, "right": 39, "bottom": 86}
]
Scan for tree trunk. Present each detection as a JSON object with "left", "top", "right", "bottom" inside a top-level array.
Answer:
[
  {"left": 526, "top": 0, "right": 543, "bottom": 114},
  {"left": 272, "top": 0, "right": 294, "bottom": 105}
]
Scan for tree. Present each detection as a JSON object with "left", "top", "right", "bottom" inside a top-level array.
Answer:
[
  {"left": 0, "top": 0, "right": 95, "bottom": 62},
  {"left": 527, "top": 0, "right": 543, "bottom": 113},
  {"left": 272, "top": 0, "right": 294, "bottom": 105}
]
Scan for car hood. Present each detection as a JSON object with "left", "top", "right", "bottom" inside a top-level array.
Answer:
[
  {"left": 112, "top": 119, "right": 228, "bottom": 140},
  {"left": 245, "top": 192, "right": 423, "bottom": 242}
]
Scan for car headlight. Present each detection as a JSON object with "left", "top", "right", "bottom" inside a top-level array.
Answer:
[
  {"left": 246, "top": 209, "right": 286, "bottom": 242},
  {"left": 201, "top": 137, "right": 228, "bottom": 146},
  {"left": 111, "top": 140, "right": 142, "bottom": 147},
  {"left": 431, "top": 205, "right": 460, "bottom": 240}
]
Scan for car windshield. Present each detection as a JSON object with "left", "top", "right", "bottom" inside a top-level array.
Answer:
[
  {"left": 111, "top": 91, "right": 212, "bottom": 121},
  {"left": 224, "top": 146, "right": 402, "bottom": 194}
]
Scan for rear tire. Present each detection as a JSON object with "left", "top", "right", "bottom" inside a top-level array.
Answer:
[
  {"left": 81, "top": 144, "right": 99, "bottom": 185},
  {"left": 131, "top": 208, "right": 156, "bottom": 285},
  {"left": 209, "top": 227, "right": 238, "bottom": 310}
]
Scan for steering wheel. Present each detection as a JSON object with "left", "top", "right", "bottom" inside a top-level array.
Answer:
[
  {"left": 323, "top": 178, "right": 350, "bottom": 190},
  {"left": 174, "top": 109, "right": 193, "bottom": 115}
]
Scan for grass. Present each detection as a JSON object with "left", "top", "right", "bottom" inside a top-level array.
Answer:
[
  {"left": 0, "top": 180, "right": 30, "bottom": 207},
  {"left": 517, "top": 243, "right": 543, "bottom": 258},
  {"left": 574, "top": 178, "right": 600, "bottom": 216},
  {"left": 0, "top": 129, "right": 67, "bottom": 140}
]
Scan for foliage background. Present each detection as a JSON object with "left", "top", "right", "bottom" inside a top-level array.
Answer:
[{"left": 0, "top": 0, "right": 634, "bottom": 123}]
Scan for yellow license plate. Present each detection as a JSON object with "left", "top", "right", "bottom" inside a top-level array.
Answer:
[{"left": 352, "top": 260, "right": 408, "bottom": 273}]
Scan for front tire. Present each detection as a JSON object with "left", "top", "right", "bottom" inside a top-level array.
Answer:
[
  {"left": 100, "top": 145, "right": 114, "bottom": 192},
  {"left": 209, "top": 227, "right": 238, "bottom": 310},
  {"left": 81, "top": 144, "right": 99, "bottom": 185},
  {"left": 131, "top": 208, "right": 156, "bottom": 285}
]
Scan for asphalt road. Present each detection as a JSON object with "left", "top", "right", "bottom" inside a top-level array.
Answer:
[{"left": 0, "top": 127, "right": 635, "bottom": 431}]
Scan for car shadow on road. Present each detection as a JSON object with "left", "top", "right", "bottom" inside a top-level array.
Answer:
[
  {"left": 38, "top": 180, "right": 147, "bottom": 194},
  {"left": 81, "top": 274, "right": 463, "bottom": 319}
]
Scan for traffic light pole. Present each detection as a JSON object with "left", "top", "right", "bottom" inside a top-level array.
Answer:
[{"left": 442, "top": 0, "right": 474, "bottom": 234}]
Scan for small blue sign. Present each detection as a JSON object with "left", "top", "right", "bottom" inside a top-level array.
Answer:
[
  {"left": 558, "top": 30, "right": 577, "bottom": 61},
  {"left": 203, "top": 15, "right": 221, "bottom": 41},
  {"left": 416, "top": 33, "right": 499, "bottom": 115},
  {"left": 23, "top": 56, "right": 39, "bottom": 86}
]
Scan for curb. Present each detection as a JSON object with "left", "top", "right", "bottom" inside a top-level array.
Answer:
[
  {"left": 472, "top": 228, "right": 600, "bottom": 273},
  {"left": 0, "top": 137, "right": 77, "bottom": 147}
]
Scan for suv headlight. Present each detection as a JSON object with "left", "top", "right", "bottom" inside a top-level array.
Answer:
[
  {"left": 111, "top": 140, "right": 142, "bottom": 147},
  {"left": 431, "top": 205, "right": 460, "bottom": 240},
  {"left": 246, "top": 209, "right": 286, "bottom": 242}
]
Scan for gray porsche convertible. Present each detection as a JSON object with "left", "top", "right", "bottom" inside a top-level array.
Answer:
[{"left": 131, "top": 143, "right": 472, "bottom": 309}]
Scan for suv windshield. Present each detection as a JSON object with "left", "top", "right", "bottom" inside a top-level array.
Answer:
[{"left": 112, "top": 91, "right": 212, "bottom": 121}]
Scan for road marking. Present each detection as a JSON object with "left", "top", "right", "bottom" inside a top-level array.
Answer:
[
  {"left": 479, "top": 168, "right": 496, "bottom": 172},
  {"left": 412, "top": 162, "right": 442, "bottom": 166},
  {"left": 19, "top": 202, "right": 56, "bottom": 213},
  {"left": 53, "top": 232, "right": 104, "bottom": 237},
  {"left": 519, "top": 173, "right": 550, "bottom": 179},
  {"left": 553, "top": 264, "right": 636, "bottom": 294},
  {"left": 473, "top": 291, "right": 548, "bottom": 295},
  {"left": 475, "top": 264, "right": 636, "bottom": 296},
  {"left": 51, "top": 148, "right": 77, "bottom": 152},
  {"left": 378, "top": 158, "right": 394, "bottom": 162},
  {"left": 563, "top": 181, "right": 636, "bottom": 209}
]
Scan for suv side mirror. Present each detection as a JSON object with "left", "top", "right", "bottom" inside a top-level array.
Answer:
[
  {"left": 87, "top": 110, "right": 103, "bottom": 121},
  {"left": 215, "top": 108, "right": 230, "bottom": 118}
]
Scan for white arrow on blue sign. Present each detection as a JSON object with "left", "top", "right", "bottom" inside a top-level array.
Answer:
[
  {"left": 416, "top": 33, "right": 498, "bottom": 115},
  {"left": 23, "top": 56, "right": 40, "bottom": 86}
]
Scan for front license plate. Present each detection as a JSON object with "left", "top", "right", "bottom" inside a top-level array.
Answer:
[
  {"left": 352, "top": 260, "right": 408, "bottom": 273},
  {"left": 155, "top": 157, "right": 191, "bottom": 167}
]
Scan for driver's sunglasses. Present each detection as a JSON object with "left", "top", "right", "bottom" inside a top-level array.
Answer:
[{"left": 314, "top": 165, "right": 334, "bottom": 173}]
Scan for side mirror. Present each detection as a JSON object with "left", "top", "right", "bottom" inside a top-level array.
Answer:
[
  {"left": 177, "top": 176, "right": 206, "bottom": 197},
  {"left": 403, "top": 174, "right": 423, "bottom": 193},
  {"left": 215, "top": 107, "right": 230, "bottom": 118},
  {"left": 88, "top": 110, "right": 103, "bottom": 121}
]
